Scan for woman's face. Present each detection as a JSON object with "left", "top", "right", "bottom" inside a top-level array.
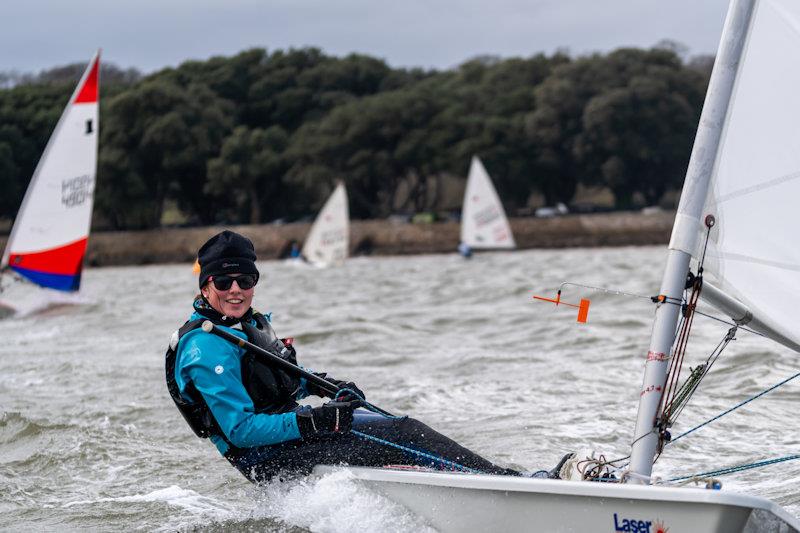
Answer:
[{"left": 201, "top": 273, "right": 255, "bottom": 318}]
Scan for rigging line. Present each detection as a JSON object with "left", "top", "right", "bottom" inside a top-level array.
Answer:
[
  {"left": 660, "top": 454, "right": 800, "bottom": 484},
  {"left": 333, "top": 388, "right": 484, "bottom": 474},
  {"left": 669, "top": 369, "right": 800, "bottom": 444},
  {"left": 350, "top": 430, "right": 483, "bottom": 474},
  {"left": 657, "top": 300, "right": 765, "bottom": 347},
  {"left": 557, "top": 281, "right": 684, "bottom": 309},
  {"left": 557, "top": 281, "right": 652, "bottom": 301},
  {"left": 691, "top": 308, "right": 765, "bottom": 337},
  {"left": 660, "top": 278, "right": 701, "bottom": 422},
  {"left": 700, "top": 326, "right": 737, "bottom": 372},
  {"left": 664, "top": 366, "right": 705, "bottom": 425},
  {"left": 666, "top": 327, "right": 737, "bottom": 425},
  {"left": 629, "top": 426, "right": 658, "bottom": 450},
  {"left": 576, "top": 452, "right": 628, "bottom": 482},
  {"left": 698, "top": 219, "right": 713, "bottom": 273}
]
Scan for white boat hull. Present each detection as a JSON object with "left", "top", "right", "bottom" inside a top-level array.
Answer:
[{"left": 315, "top": 466, "right": 799, "bottom": 532}]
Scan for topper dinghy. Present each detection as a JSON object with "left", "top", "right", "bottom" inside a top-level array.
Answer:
[{"left": 0, "top": 51, "right": 100, "bottom": 313}]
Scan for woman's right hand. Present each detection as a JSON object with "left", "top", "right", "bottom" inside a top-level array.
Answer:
[
  {"left": 309, "top": 373, "right": 366, "bottom": 402},
  {"left": 296, "top": 401, "right": 357, "bottom": 437}
]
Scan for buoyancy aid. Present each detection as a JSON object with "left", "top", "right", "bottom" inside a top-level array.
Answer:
[
  {"left": 240, "top": 314, "right": 302, "bottom": 414},
  {"left": 164, "top": 308, "right": 301, "bottom": 445}
]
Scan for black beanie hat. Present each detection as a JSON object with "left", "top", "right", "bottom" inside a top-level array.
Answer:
[{"left": 197, "top": 230, "right": 259, "bottom": 288}]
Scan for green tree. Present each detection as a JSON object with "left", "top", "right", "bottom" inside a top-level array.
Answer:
[
  {"left": 97, "top": 79, "right": 232, "bottom": 228},
  {"left": 0, "top": 142, "right": 20, "bottom": 218},
  {"left": 289, "top": 85, "right": 449, "bottom": 217},
  {"left": 206, "top": 126, "right": 289, "bottom": 224},
  {"left": 441, "top": 54, "right": 568, "bottom": 210},
  {"left": 527, "top": 47, "right": 707, "bottom": 207},
  {"left": 576, "top": 75, "right": 698, "bottom": 207}
]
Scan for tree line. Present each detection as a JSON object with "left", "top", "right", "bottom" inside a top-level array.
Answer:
[{"left": 0, "top": 44, "right": 712, "bottom": 230}]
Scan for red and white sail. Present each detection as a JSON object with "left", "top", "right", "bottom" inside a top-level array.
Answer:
[{"left": 1, "top": 51, "right": 100, "bottom": 292}]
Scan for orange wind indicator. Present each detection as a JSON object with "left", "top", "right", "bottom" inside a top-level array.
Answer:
[{"left": 533, "top": 290, "right": 591, "bottom": 323}]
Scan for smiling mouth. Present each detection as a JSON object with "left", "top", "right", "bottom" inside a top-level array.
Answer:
[{"left": 226, "top": 299, "right": 244, "bottom": 304}]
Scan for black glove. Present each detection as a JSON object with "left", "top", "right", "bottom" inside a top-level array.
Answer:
[
  {"left": 308, "top": 373, "right": 366, "bottom": 402},
  {"left": 332, "top": 381, "right": 365, "bottom": 402},
  {"left": 296, "top": 401, "right": 356, "bottom": 437}
]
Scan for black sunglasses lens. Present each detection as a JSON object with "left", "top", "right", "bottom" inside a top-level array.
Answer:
[
  {"left": 212, "top": 276, "right": 234, "bottom": 290},
  {"left": 236, "top": 275, "right": 257, "bottom": 289},
  {"left": 211, "top": 275, "right": 257, "bottom": 291}
]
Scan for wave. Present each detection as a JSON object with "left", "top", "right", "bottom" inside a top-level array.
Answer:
[
  {"left": 0, "top": 411, "right": 72, "bottom": 444},
  {"left": 249, "top": 469, "right": 435, "bottom": 533}
]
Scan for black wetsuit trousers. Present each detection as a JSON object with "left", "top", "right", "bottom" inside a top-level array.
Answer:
[{"left": 226, "top": 410, "right": 519, "bottom": 483}]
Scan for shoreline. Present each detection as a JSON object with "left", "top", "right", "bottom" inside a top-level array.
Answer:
[{"left": 0, "top": 211, "right": 675, "bottom": 267}]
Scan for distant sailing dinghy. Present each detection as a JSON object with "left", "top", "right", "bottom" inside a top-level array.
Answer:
[
  {"left": 0, "top": 52, "right": 100, "bottom": 316},
  {"left": 313, "top": 2, "right": 800, "bottom": 530},
  {"left": 301, "top": 182, "right": 349, "bottom": 267},
  {"left": 459, "top": 156, "right": 516, "bottom": 255}
]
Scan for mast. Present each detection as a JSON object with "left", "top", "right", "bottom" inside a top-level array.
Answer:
[{"left": 626, "top": 0, "right": 757, "bottom": 484}]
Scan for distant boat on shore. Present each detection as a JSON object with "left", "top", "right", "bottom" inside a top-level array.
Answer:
[
  {"left": 458, "top": 156, "right": 516, "bottom": 256},
  {"left": 301, "top": 181, "right": 349, "bottom": 267},
  {"left": 0, "top": 51, "right": 100, "bottom": 315}
]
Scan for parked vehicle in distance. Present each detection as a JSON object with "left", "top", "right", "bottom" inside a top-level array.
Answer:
[{"left": 534, "top": 202, "right": 569, "bottom": 218}]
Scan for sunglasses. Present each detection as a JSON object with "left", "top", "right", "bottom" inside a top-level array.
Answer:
[{"left": 208, "top": 274, "right": 258, "bottom": 291}]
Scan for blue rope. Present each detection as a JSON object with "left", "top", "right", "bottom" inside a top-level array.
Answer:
[
  {"left": 670, "top": 370, "right": 800, "bottom": 444},
  {"left": 333, "top": 388, "right": 484, "bottom": 474},
  {"left": 350, "top": 429, "right": 483, "bottom": 474},
  {"left": 662, "top": 454, "right": 800, "bottom": 484}
]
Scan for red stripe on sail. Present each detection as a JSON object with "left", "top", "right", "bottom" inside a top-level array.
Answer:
[
  {"left": 74, "top": 57, "right": 99, "bottom": 104},
  {"left": 8, "top": 238, "right": 88, "bottom": 276}
]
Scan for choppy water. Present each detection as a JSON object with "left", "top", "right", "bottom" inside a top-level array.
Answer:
[{"left": 0, "top": 246, "right": 798, "bottom": 532}]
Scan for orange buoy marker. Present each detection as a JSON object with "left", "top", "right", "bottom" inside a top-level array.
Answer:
[{"left": 533, "top": 290, "right": 591, "bottom": 323}]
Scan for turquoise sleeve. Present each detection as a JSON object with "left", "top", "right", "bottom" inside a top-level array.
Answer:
[{"left": 177, "top": 328, "right": 302, "bottom": 448}]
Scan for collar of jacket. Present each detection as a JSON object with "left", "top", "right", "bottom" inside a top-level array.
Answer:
[{"left": 193, "top": 295, "right": 254, "bottom": 327}]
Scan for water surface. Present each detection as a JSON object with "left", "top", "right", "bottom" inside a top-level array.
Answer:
[{"left": 1, "top": 246, "right": 798, "bottom": 531}]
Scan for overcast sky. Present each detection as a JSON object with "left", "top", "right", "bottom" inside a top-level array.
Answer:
[{"left": 2, "top": 0, "right": 731, "bottom": 74}]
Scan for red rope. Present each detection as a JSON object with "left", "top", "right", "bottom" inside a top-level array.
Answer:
[{"left": 657, "top": 277, "right": 703, "bottom": 427}]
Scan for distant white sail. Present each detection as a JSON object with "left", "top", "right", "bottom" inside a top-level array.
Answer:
[
  {"left": 460, "top": 156, "right": 515, "bottom": 249},
  {"left": 670, "top": 0, "right": 800, "bottom": 352},
  {"left": 1, "top": 51, "right": 100, "bottom": 292},
  {"left": 301, "top": 182, "right": 349, "bottom": 266}
]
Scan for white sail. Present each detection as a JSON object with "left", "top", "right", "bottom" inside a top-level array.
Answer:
[
  {"left": 460, "top": 156, "right": 516, "bottom": 249},
  {"left": 1, "top": 51, "right": 100, "bottom": 292},
  {"left": 301, "top": 182, "right": 349, "bottom": 266},
  {"left": 670, "top": 0, "right": 800, "bottom": 352}
]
